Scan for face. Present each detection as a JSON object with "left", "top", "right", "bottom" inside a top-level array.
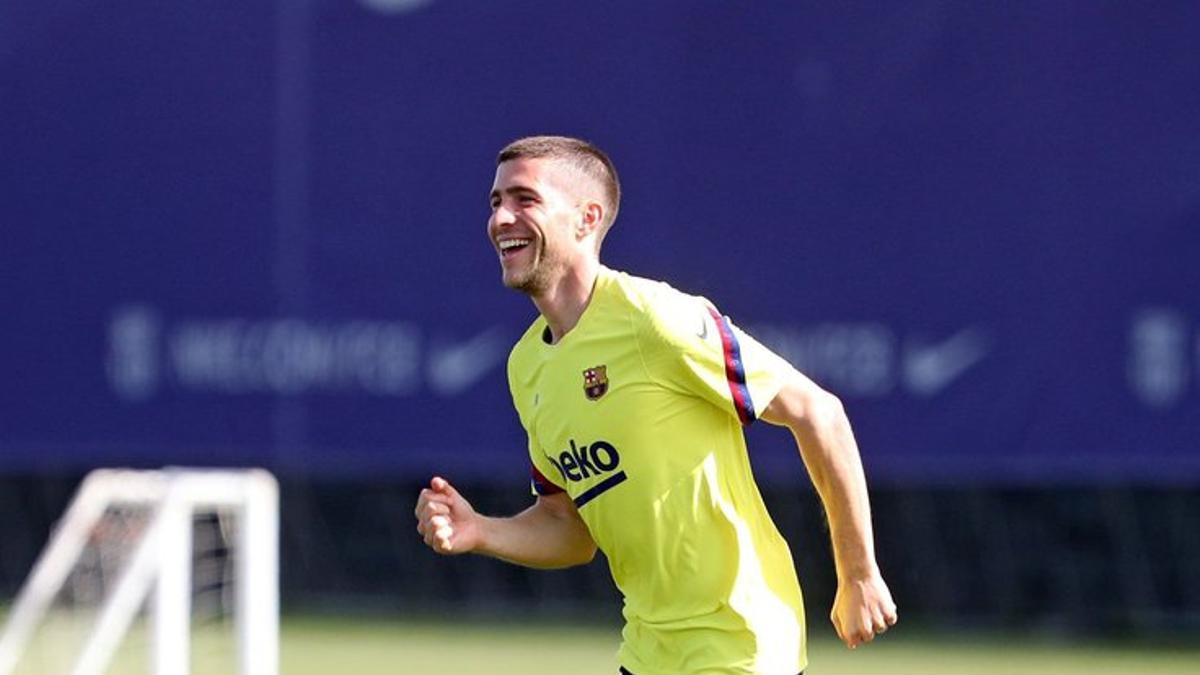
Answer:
[{"left": 488, "top": 157, "right": 584, "bottom": 295}]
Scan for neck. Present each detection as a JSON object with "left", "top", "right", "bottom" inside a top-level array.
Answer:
[{"left": 532, "top": 257, "right": 601, "bottom": 344}]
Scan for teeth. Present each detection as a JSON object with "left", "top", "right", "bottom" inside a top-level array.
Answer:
[{"left": 499, "top": 239, "right": 531, "bottom": 250}]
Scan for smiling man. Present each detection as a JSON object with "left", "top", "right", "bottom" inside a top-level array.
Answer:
[{"left": 415, "top": 136, "right": 897, "bottom": 674}]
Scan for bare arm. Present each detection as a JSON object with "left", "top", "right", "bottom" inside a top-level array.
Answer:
[
  {"left": 760, "top": 369, "right": 898, "bottom": 648},
  {"left": 415, "top": 477, "right": 596, "bottom": 569}
]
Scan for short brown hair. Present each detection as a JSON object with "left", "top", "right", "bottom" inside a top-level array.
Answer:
[{"left": 498, "top": 135, "right": 621, "bottom": 236}]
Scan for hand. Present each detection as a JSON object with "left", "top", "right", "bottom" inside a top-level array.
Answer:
[
  {"left": 830, "top": 573, "right": 898, "bottom": 649},
  {"left": 414, "top": 476, "right": 481, "bottom": 555}
]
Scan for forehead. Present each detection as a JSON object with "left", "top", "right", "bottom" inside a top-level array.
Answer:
[{"left": 491, "top": 157, "right": 575, "bottom": 196}]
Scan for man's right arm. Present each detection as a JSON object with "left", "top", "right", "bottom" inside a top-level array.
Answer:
[{"left": 415, "top": 476, "right": 597, "bottom": 569}]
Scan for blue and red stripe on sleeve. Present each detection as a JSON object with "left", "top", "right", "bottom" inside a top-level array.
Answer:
[
  {"left": 530, "top": 465, "right": 564, "bottom": 496},
  {"left": 706, "top": 306, "right": 757, "bottom": 426}
]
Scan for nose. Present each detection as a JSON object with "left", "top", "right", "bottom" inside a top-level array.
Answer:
[{"left": 490, "top": 203, "right": 516, "bottom": 231}]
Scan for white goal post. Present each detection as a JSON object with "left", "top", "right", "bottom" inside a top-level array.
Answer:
[{"left": 0, "top": 468, "right": 279, "bottom": 675}]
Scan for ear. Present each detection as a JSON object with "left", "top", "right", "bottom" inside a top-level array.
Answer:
[{"left": 576, "top": 200, "right": 604, "bottom": 241}]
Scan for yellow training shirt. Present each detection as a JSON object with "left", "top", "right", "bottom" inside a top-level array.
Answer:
[{"left": 507, "top": 267, "right": 806, "bottom": 674}]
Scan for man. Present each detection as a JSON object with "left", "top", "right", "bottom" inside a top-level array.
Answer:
[{"left": 415, "top": 136, "right": 897, "bottom": 674}]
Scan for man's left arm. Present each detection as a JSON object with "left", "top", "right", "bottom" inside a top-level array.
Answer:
[{"left": 760, "top": 368, "right": 898, "bottom": 649}]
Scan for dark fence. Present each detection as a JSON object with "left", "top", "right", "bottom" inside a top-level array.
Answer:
[{"left": 2, "top": 475, "right": 1197, "bottom": 635}]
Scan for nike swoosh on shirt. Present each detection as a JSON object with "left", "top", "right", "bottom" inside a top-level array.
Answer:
[
  {"left": 903, "top": 327, "right": 991, "bottom": 396},
  {"left": 426, "top": 327, "right": 509, "bottom": 397}
]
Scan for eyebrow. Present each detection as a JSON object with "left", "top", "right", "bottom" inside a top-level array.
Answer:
[{"left": 489, "top": 185, "right": 540, "bottom": 203}]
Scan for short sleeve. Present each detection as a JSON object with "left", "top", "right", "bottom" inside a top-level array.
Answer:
[
  {"left": 642, "top": 289, "right": 792, "bottom": 425},
  {"left": 508, "top": 342, "right": 565, "bottom": 497},
  {"left": 528, "top": 434, "right": 566, "bottom": 496}
]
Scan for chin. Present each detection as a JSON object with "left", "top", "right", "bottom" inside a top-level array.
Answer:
[
  {"left": 503, "top": 269, "right": 549, "bottom": 296},
  {"left": 502, "top": 271, "right": 534, "bottom": 292}
]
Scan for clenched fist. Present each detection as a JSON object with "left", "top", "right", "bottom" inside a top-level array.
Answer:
[{"left": 414, "top": 476, "right": 481, "bottom": 554}]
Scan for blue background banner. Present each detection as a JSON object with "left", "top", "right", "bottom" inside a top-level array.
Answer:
[{"left": 2, "top": 1, "right": 1198, "bottom": 483}]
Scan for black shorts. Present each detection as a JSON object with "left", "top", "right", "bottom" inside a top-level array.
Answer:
[{"left": 619, "top": 662, "right": 806, "bottom": 667}]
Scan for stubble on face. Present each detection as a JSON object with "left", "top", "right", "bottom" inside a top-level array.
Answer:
[{"left": 504, "top": 234, "right": 562, "bottom": 296}]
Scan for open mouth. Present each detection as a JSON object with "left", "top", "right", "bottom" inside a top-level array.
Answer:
[{"left": 498, "top": 238, "right": 532, "bottom": 259}]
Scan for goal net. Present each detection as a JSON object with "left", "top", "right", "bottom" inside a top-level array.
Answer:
[{"left": 0, "top": 469, "right": 278, "bottom": 675}]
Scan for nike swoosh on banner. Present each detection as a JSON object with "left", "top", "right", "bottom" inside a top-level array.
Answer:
[
  {"left": 903, "top": 327, "right": 991, "bottom": 396},
  {"left": 427, "top": 327, "right": 509, "bottom": 397}
]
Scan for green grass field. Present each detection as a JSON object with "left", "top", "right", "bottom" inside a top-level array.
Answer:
[
  {"left": 278, "top": 617, "right": 1200, "bottom": 675},
  {"left": 9, "top": 613, "right": 1199, "bottom": 674}
]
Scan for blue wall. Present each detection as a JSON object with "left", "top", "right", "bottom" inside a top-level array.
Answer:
[{"left": 2, "top": 1, "right": 1198, "bottom": 483}]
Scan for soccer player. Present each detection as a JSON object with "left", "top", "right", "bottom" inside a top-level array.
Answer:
[{"left": 415, "top": 136, "right": 897, "bottom": 674}]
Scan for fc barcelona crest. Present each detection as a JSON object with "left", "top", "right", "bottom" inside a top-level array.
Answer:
[{"left": 582, "top": 365, "right": 609, "bottom": 400}]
